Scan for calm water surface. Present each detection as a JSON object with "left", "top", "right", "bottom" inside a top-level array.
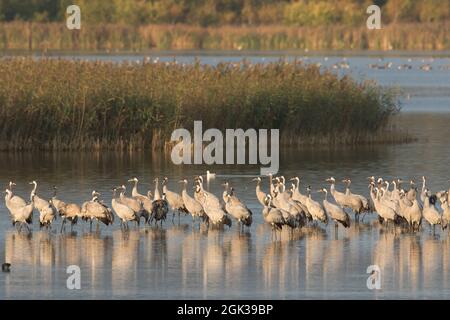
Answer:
[{"left": 1, "top": 53, "right": 450, "bottom": 299}]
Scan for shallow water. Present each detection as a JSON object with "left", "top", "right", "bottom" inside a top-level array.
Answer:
[{"left": 1, "top": 53, "right": 450, "bottom": 299}]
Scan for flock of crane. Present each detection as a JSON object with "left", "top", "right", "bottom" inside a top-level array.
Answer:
[{"left": 4, "top": 173, "right": 450, "bottom": 238}]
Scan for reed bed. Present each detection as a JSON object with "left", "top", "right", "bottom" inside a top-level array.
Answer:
[
  {"left": 0, "top": 57, "right": 405, "bottom": 151},
  {"left": 0, "top": 22, "right": 449, "bottom": 51}
]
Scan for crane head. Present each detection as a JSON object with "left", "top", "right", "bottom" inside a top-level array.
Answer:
[
  {"left": 264, "top": 194, "right": 272, "bottom": 205},
  {"left": 92, "top": 190, "right": 101, "bottom": 198}
]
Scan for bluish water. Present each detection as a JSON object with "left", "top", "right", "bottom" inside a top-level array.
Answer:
[{"left": 0, "top": 53, "right": 450, "bottom": 299}]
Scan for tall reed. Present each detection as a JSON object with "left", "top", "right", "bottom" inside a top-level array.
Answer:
[
  {"left": 0, "top": 22, "right": 448, "bottom": 51},
  {"left": 0, "top": 58, "right": 403, "bottom": 151}
]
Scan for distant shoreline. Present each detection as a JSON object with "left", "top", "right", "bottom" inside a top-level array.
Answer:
[{"left": 2, "top": 49, "right": 450, "bottom": 58}]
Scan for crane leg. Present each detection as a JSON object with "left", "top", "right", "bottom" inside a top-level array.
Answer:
[
  {"left": 361, "top": 212, "right": 367, "bottom": 222},
  {"left": 60, "top": 218, "right": 66, "bottom": 233}
]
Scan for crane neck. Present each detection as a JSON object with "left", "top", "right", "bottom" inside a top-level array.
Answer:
[
  {"left": 31, "top": 182, "right": 37, "bottom": 195},
  {"left": 255, "top": 182, "right": 262, "bottom": 193},
  {"left": 132, "top": 180, "right": 139, "bottom": 195},
  {"left": 269, "top": 175, "right": 274, "bottom": 196},
  {"left": 154, "top": 181, "right": 161, "bottom": 200},
  {"left": 5, "top": 189, "right": 12, "bottom": 201},
  {"left": 330, "top": 183, "right": 336, "bottom": 195}
]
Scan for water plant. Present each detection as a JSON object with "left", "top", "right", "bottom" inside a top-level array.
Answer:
[{"left": 0, "top": 57, "right": 404, "bottom": 151}]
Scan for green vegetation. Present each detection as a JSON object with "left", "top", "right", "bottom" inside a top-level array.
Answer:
[
  {"left": 0, "top": 0, "right": 449, "bottom": 26},
  {"left": 0, "top": 58, "right": 404, "bottom": 151}
]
